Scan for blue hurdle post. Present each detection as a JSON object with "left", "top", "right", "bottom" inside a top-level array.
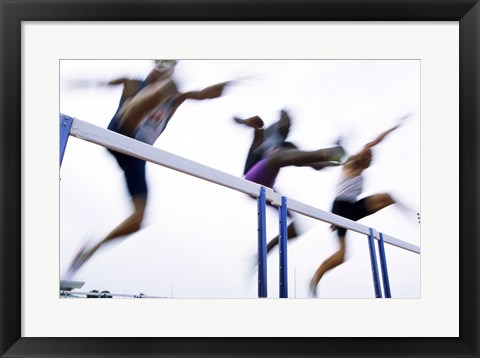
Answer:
[
  {"left": 377, "top": 233, "right": 392, "bottom": 298},
  {"left": 60, "top": 114, "right": 74, "bottom": 167},
  {"left": 279, "top": 196, "right": 288, "bottom": 298},
  {"left": 257, "top": 187, "right": 267, "bottom": 298},
  {"left": 368, "top": 228, "right": 382, "bottom": 298}
]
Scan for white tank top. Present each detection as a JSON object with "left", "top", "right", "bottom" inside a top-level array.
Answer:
[
  {"left": 134, "top": 98, "right": 176, "bottom": 145},
  {"left": 335, "top": 174, "right": 363, "bottom": 202}
]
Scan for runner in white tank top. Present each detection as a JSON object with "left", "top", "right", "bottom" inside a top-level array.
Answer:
[
  {"left": 335, "top": 173, "right": 364, "bottom": 202},
  {"left": 309, "top": 114, "right": 415, "bottom": 297}
]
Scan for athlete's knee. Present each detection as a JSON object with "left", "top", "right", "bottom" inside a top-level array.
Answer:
[
  {"left": 381, "top": 193, "right": 395, "bottom": 206},
  {"left": 129, "top": 213, "right": 144, "bottom": 232},
  {"left": 367, "top": 193, "right": 394, "bottom": 212}
]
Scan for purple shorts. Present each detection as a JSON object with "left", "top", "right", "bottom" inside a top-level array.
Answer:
[{"left": 244, "top": 157, "right": 277, "bottom": 188}]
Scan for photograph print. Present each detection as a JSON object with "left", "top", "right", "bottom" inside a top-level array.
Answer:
[{"left": 59, "top": 59, "right": 420, "bottom": 299}]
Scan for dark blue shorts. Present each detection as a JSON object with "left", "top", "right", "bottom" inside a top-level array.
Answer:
[
  {"left": 107, "top": 118, "right": 147, "bottom": 198},
  {"left": 331, "top": 198, "right": 370, "bottom": 237}
]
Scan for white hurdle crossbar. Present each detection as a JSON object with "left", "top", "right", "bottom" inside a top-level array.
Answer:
[{"left": 62, "top": 117, "right": 420, "bottom": 298}]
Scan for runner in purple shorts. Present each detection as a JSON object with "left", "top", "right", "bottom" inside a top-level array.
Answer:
[{"left": 236, "top": 110, "right": 346, "bottom": 255}]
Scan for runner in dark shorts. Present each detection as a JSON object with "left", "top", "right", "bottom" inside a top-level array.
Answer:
[
  {"left": 66, "top": 60, "right": 233, "bottom": 276},
  {"left": 309, "top": 114, "right": 415, "bottom": 297}
]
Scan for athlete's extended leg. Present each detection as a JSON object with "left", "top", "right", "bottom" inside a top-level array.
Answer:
[
  {"left": 307, "top": 194, "right": 395, "bottom": 296},
  {"left": 364, "top": 193, "right": 395, "bottom": 213},
  {"left": 267, "top": 146, "right": 345, "bottom": 170},
  {"left": 309, "top": 161, "right": 343, "bottom": 170},
  {"left": 309, "top": 236, "right": 346, "bottom": 296},
  {"left": 66, "top": 194, "right": 147, "bottom": 276},
  {"left": 84, "top": 194, "right": 147, "bottom": 261}
]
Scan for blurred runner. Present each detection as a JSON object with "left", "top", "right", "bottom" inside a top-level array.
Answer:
[
  {"left": 309, "top": 113, "right": 415, "bottom": 297},
  {"left": 235, "top": 109, "right": 345, "bottom": 255},
  {"left": 66, "top": 60, "right": 232, "bottom": 276}
]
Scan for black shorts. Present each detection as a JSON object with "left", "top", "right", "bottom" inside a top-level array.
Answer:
[
  {"left": 107, "top": 118, "right": 147, "bottom": 198},
  {"left": 331, "top": 199, "right": 370, "bottom": 237}
]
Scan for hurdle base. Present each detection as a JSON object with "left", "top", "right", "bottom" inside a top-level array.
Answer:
[{"left": 60, "top": 279, "right": 85, "bottom": 291}]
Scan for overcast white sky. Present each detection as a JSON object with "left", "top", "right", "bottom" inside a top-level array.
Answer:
[{"left": 59, "top": 59, "right": 420, "bottom": 299}]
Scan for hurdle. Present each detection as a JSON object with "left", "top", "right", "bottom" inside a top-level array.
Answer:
[{"left": 60, "top": 115, "right": 420, "bottom": 298}]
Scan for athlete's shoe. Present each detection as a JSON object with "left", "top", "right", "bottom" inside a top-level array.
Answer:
[
  {"left": 328, "top": 145, "right": 346, "bottom": 164},
  {"left": 65, "top": 240, "right": 91, "bottom": 277},
  {"left": 309, "top": 282, "right": 318, "bottom": 298}
]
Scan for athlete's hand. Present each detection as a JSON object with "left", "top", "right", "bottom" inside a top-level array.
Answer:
[
  {"left": 244, "top": 116, "right": 264, "bottom": 129},
  {"left": 200, "top": 81, "right": 231, "bottom": 99},
  {"left": 396, "top": 112, "right": 414, "bottom": 128}
]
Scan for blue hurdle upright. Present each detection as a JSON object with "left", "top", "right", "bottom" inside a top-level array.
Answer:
[
  {"left": 257, "top": 187, "right": 289, "bottom": 298},
  {"left": 257, "top": 187, "right": 268, "bottom": 298},
  {"left": 368, "top": 228, "right": 392, "bottom": 298}
]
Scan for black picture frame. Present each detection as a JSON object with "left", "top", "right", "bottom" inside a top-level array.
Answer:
[{"left": 1, "top": 0, "right": 478, "bottom": 357}]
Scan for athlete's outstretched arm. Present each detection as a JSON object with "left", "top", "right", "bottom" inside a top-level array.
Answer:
[
  {"left": 365, "top": 125, "right": 399, "bottom": 149},
  {"left": 173, "top": 81, "right": 232, "bottom": 107},
  {"left": 233, "top": 115, "right": 264, "bottom": 130},
  {"left": 364, "top": 113, "right": 412, "bottom": 149},
  {"left": 107, "top": 78, "right": 142, "bottom": 101},
  {"left": 107, "top": 78, "right": 130, "bottom": 85},
  {"left": 232, "top": 116, "right": 265, "bottom": 154}
]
